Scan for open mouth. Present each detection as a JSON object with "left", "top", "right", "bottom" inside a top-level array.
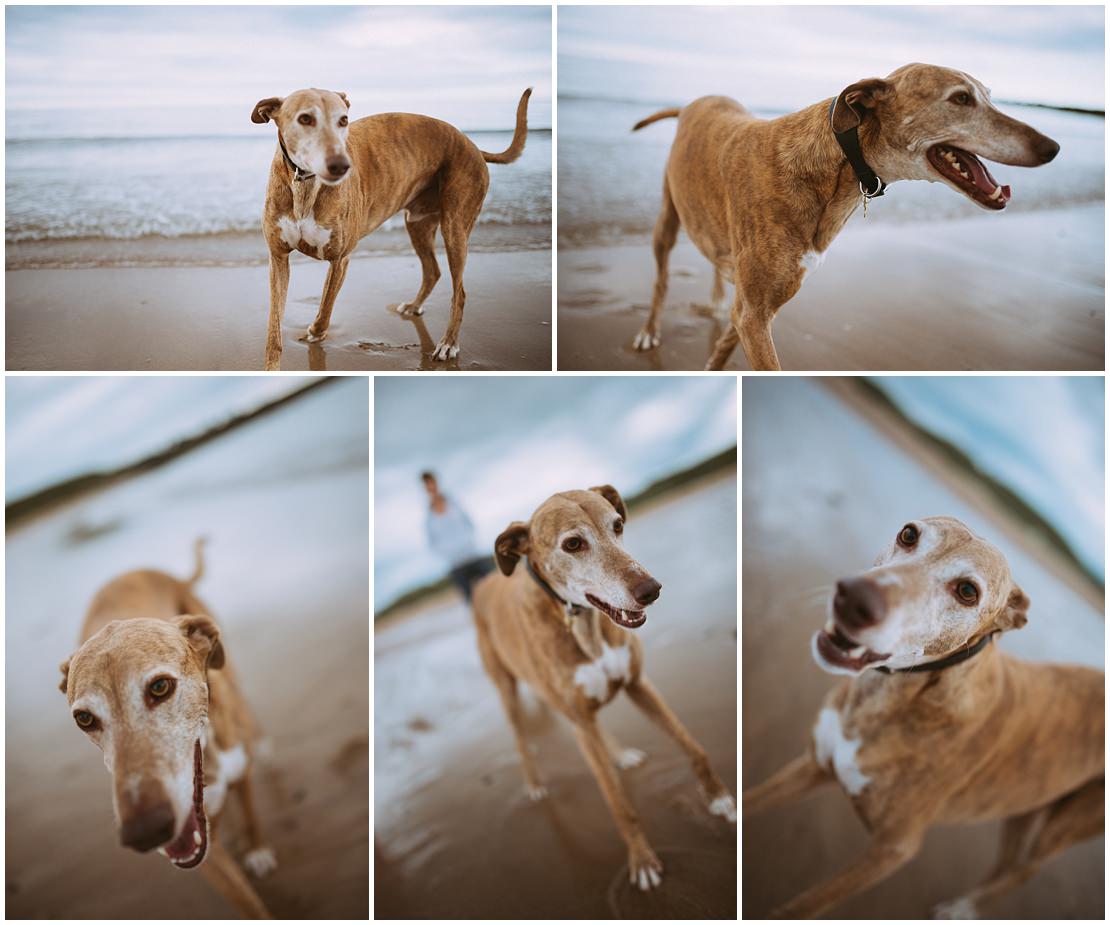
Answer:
[
  {"left": 160, "top": 740, "right": 208, "bottom": 869},
  {"left": 927, "top": 144, "right": 1010, "bottom": 210},
  {"left": 586, "top": 594, "right": 647, "bottom": 629},
  {"left": 814, "top": 619, "right": 891, "bottom": 673}
]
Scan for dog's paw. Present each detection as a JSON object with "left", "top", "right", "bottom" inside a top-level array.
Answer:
[
  {"left": 243, "top": 846, "right": 278, "bottom": 878},
  {"left": 525, "top": 783, "right": 548, "bottom": 802},
  {"left": 304, "top": 328, "right": 326, "bottom": 344},
  {"left": 397, "top": 301, "right": 425, "bottom": 316},
  {"left": 632, "top": 329, "right": 660, "bottom": 351},
  {"left": 614, "top": 747, "right": 647, "bottom": 770},
  {"left": 932, "top": 898, "right": 978, "bottom": 919},
  {"left": 708, "top": 792, "right": 737, "bottom": 822},
  {"left": 628, "top": 848, "right": 663, "bottom": 892},
  {"left": 431, "top": 340, "right": 459, "bottom": 361}
]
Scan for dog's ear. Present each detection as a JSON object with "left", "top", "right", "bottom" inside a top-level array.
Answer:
[
  {"left": 998, "top": 585, "right": 1030, "bottom": 632},
  {"left": 494, "top": 521, "right": 530, "bottom": 576},
  {"left": 831, "top": 78, "right": 892, "bottom": 133},
  {"left": 59, "top": 657, "right": 72, "bottom": 695},
  {"left": 337, "top": 92, "right": 350, "bottom": 110},
  {"left": 177, "top": 614, "right": 226, "bottom": 670},
  {"left": 589, "top": 484, "right": 627, "bottom": 520},
  {"left": 251, "top": 96, "right": 284, "bottom": 124}
]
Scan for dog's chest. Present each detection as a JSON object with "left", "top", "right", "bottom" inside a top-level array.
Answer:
[
  {"left": 813, "top": 707, "right": 871, "bottom": 796},
  {"left": 277, "top": 214, "right": 335, "bottom": 261},
  {"left": 203, "top": 742, "right": 248, "bottom": 816},
  {"left": 572, "top": 641, "right": 632, "bottom": 703}
]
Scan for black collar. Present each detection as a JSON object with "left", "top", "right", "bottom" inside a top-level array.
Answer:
[
  {"left": 828, "top": 100, "right": 886, "bottom": 199},
  {"left": 526, "top": 559, "right": 584, "bottom": 617},
  {"left": 876, "top": 632, "right": 997, "bottom": 674},
  {"left": 278, "top": 135, "right": 315, "bottom": 182}
]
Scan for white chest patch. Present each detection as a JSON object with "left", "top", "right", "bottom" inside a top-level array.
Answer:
[
  {"left": 277, "top": 214, "right": 332, "bottom": 259},
  {"left": 813, "top": 707, "right": 870, "bottom": 795},
  {"left": 574, "top": 642, "right": 631, "bottom": 701},
  {"left": 204, "top": 743, "right": 249, "bottom": 816},
  {"left": 799, "top": 250, "right": 825, "bottom": 279}
]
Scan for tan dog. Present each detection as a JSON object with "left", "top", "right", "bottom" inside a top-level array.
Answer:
[
  {"left": 743, "top": 517, "right": 1103, "bottom": 918},
  {"left": 471, "top": 485, "right": 736, "bottom": 891},
  {"left": 251, "top": 87, "right": 530, "bottom": 370},
  {"left": 59, "top": 542, "right": 275, "bottom": 919},
  {"left": 631, "top": 63, "right": 1060, "bottom": 370}
]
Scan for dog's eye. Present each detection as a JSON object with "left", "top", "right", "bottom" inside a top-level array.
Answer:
[
  {"left": 954, "top": 580, "right": 979, "bottom": 605},
  {"left": 339, "top": 116, "right": 348, "bottom": 127},
  {"left": 897, "top": 524, "right": 919, "bottom": 548},
  {"left": 562, "top": 536, "right": 586, "bottom": 553},
  {"left": 74, "top": 710, "right": 97, "bottom": 729},
  {"left": 949, "top": 92, "right": 973, "bottom": 106},
  {"left": 148, "top": 678, "right": 175, "bottom": 699},
  {"left": 613, "top": 519, "right": 624, "bottom": 535},
  {"left": 298, "top": 113, "right": 315, "bottom": 126}
]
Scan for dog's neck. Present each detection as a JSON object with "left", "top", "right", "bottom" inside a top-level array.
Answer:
[
  {"left": 290, "top": 175, "right": 321, "bottom": 221},
  {"left": 519, "top": 567, "right": 606, "bottom": 660}
]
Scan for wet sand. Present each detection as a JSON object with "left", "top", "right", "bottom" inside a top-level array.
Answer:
[
  {"left": 6, "top": 240, "right": 551, "bottom": 371},
  {"left": 5, "top": 381, "right": 369, "bottom": 918},
  {"left": 742, "top": 378, "right": 1103, "bottom": 919},
  {"left": 558, "top": 204, "right": 1103, "bottom": 371},
  {"left": 374, "top": 473, "right": 737, "bottom": 918}
]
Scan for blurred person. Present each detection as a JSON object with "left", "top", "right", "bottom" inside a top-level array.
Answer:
[{"left": 422, "top": 471, "right": 493, "bottom": 601}]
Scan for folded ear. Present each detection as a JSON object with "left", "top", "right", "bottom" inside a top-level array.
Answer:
[
  {"left": 251, "top": 96, "right": 284, "bottom": 124},
  {"left": 495, "top": 521, "right": 530, "bottom": 576},
  {"left": 177, "top": 614, "right": 226, "bottom": 670},
  {"left": 59, "top": 657, "right": 72, "bottom": 695},
  {"left": 589, "top": 484, "right": 627, "bottom": 520},
  {"left": 831, "top": 78, "right": 892, "bottom": 133},
  {"left": 998, "top": 585, "right": 1029, "bottom": 632},
  {"left": 337, "top": 92, "right": 350, "bottom": 110}
]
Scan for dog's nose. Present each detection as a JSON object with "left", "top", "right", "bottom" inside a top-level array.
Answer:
[
  {"left": 120, "top": 801, "right": 175, "bottom": 852},
  {"left": 326, "top": 156, "right": 350, "bottom": 177},
  {"left": 1035, "top": 135, "right": 1060, "bottom": 164},
  {"left": 834, "top": 577, "right": 887, "bottom": 631},
  {"left": 632, "top": 577, "right": 662, "bottom": 606}
]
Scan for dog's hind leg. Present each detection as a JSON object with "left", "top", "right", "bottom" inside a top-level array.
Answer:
[
  {"left": 633, "top": 178, "right": 680, "bottom": 351},
  {"left": 397, "top": 213, "right": 442, "bottom": 316},
  {"left": 624, "top": 676, "right": 736, "bottom": 820},
  {"left": 306, "top": 256, "right": 350, "bottom": 343},
  {"left": 601, "top": 726, "right": 647, "bottom": 770},
  {"left": 232, "top": 774, "right": 278, "bottom": 879},
  {"left": 432, "top": 213, "right": 475, "bottom": 361}
]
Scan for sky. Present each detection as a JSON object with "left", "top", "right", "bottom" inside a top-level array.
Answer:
[
  {"left": 5, "top": 377, "right": 306, "bottom": 501},
  {"left": 559, "top": 5, "right": 1104, "bottom": 110},
  {"left": 5, "top": 6, "right": 551, "bottom": 137},
  {"left": 374, "top": 377, "right": 737, "bottom": 608}
]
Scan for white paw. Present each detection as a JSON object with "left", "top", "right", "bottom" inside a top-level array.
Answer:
[
  {"left": 243, "top": 846, "right": 277, "bottom": 878},
  {"left": 431, "top": 340, "right": 459, "bottom": 361},
  {"left": 709, "top": 792, "right": 737, "bottom": 822},
  {"left": 525, "top": 784, "right": 548, "bottom": 801},
  {"left": 632, "top": 329, "right": 660, "bottom": 350},
  {"left": 933, "top": 898, "right": 978, "bottom": 919},
  {"left": 397, "top": 301, "right": 424, "bottom": 316},
  {"left": 614, "top": 747, "right": 646, "bottom": 770},
  {"left": 631, "top": 859, "right": 663, "bottom": 891},
  {"left": 304, "top": 328, "right": 325, "bottom": 343}
]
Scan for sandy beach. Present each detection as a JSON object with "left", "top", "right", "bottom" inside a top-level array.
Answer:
[
  {"left": 375, "top": 472, "right": 736, "bottom": 918},
  {"left": 558, "top": 204, "right": 1103, "bottom": 371},
  {"left": 742, "top": 378, "right": 1103, "bottom": 919},
  {"left": 6, "top": 230, "right": 551, "bottom": 371},
  {"left": 5, "top": 381, "right": 369, "bottom": 918}
]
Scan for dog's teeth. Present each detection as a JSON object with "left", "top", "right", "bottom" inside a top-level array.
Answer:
[
  {"left": 157, "top": 848, "right": 168, "bottom": 857},
  {"left": 824, "top": 618, "right": 836, "bottom": 634},
  {"left": 194, "top": 831, "right": 202, "bottom": 846},
  {"left": 849, "top": 645, "right": 866, "bottom": 658},
  {"left": 989, "top": 185, "right": 1002, "bottom": 200}
]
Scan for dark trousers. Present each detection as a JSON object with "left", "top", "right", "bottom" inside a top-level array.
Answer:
[{"left": 449, "top": 556, "right": 496, "bottom": 602}]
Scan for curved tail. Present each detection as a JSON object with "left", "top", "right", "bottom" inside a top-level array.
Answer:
[
  {"left": 633, "top": 107, "right": 681, "bottom": 131},
  {"left": 481, "top": 88, "right": 531, "bottom": 164},
  {"left": 187, "top": 536, "right": 207, "bottom": 587}
]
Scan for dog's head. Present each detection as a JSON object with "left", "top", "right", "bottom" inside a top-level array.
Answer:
[
  {"left": 832, "top": 63, "right": 1059, "bottom": 211},
  {"left": 812, "top": 516, "right": 1028, "bottom": 676},
  {"left": 59, "top": 615, "right": 224, "bottom": 868},
  {"left": 252, "top": 88, "right": 353, "bottom": 186},
  {"left": 494, "top": 485, "right": 662, "bottom": 629}
]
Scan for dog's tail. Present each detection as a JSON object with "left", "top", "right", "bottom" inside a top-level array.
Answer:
[
  {"left": 186, "top": 536, "right": 207, "bottom": 587},
  {"left": 632, "top": 108, "right": 682, "bottom": 131},
  {"left": 481, "top": 88, "right": 531, "bottom": 164}
]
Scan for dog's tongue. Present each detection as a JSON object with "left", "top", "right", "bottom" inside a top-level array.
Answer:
[{"left": 958, "top": 147, "right": 1011, "bottom": 203}]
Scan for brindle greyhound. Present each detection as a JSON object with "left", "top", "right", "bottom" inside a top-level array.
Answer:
[
  {"left": 471, "top": 485, "right": 736, "bottom": 891},
  {"left": 252, "top": 87, "right": 530, "bottom": 370},
  {"left": 631, "top": 63, "right": 1060, "bottom": 370},
  {"left": 744, "top": 517, "right": 1103, "bottom": 918},
  {"left": 60, "top": 541, "right": 275, "bottom": 918}
]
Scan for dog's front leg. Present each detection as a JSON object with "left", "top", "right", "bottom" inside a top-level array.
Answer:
[
  {"left": 771, "top": 834, "right": 923, "bottom": 919},
  {"left": 573, "top": 719, "right": 663, "bottom": 891},
  {"left": 743, "top": 752, "right": 831, "bottom": 817},
  {"left": 264, "top": 251, "right": 290, "bottom": 371},
  {"left": 200, "top": 837, "right": 272, "bottom": 919},
  {"left": 306, "top": 256, "right": 350, "bottom": 344}
]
